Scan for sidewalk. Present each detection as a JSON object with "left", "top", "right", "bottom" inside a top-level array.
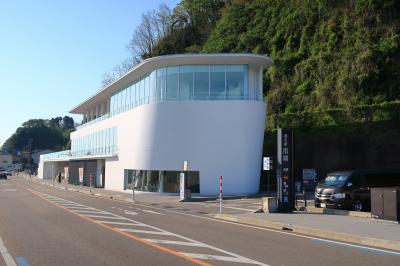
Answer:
[
  {"left": 23, "top": 174, "right": 400, "bottom": 252},
  {"left": 214, "top": 211, "right": 400, "bottom": 252}
]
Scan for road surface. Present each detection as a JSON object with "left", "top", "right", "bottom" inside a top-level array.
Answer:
[{"left": 0, "top": 176, "right": 399, "bottom": 266}]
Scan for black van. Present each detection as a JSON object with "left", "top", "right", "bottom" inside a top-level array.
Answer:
[{"left": 314, "top": 170, "right": 400, "bottom": 211}]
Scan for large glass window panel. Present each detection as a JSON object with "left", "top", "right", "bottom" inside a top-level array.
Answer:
[
  {"left": 132, "top": 81, "right": 137, "bottom": 107},
  {"left": 194, "top": 65, "right": 210, "bottom": 100},
  {"left": 139, "top": 78, "right": 144, "bottom": 105},
  {"left": 144, "top": 75, "right": 150, "bottom": 104},
  {"left": 149, "top": 70, "right": 156, "bottom": 103},
  {"left": 179, "top": 66, "right": 193, "bottom": 100},
  {"left": 226, "top": 65, "right": 246, "bottom": 100},
  {"left": 116, "top": 91, "right": 120, "bottom": 113},
  {"left": 210, "top": 65, "right": 225, "bottom": 100},
  {"left": 156, "top": 68, "right": 166, "bottom": 102},
  {"left": 166, "top": 66, "right": 179, "bottom": 101}
]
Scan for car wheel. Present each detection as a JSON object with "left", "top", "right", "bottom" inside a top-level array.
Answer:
[{"left": 352, "top": 199, "right": 363, "bottom": 212}]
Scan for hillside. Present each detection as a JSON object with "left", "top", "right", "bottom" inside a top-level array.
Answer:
[
  {"left": 203, "top": 0, "right": 399, "bottom": 114},
  {"left": 1, "top": 117, "right": 75, "bottom": 156}
]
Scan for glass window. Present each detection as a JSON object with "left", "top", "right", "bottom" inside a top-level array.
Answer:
[
  {"left": 132, "top": 82, "right": 137, "bottom": 107},
  {"left": 139, "top": 78, "right": 144, "bottom": 105},
  {"left": 210, "top": 65, "right": 225, "bottom": 100},
  {"left": 144, "top": 75, "right": 150, "bottom": 104},
  {"left": 119, "top": 90, "right": 123, "bottom": 113},
  {"left": 166, "top": 66, "right": 179, "bottom": 101},
  {"left": 156, "top": 68, "right": 166, "bottom": 102},
  {"left": 226, "top": 65, "right": 246, "bottom": 100},
  {"left": 179, "top": 66, "right": 193, "bottom": 100},
  {"left": 149, "top": 70, "right": 156, "bottom": 103},
  {"left": 194, "top": 65, "right": 209, "bottom": 100}
]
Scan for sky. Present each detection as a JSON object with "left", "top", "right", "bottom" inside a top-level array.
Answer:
[{"left": 0, "top": 0, "right": 179, "bottom": 147}]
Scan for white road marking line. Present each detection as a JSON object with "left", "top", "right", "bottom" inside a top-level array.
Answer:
[
  {"left": 30, "top": 188, "right": 400, "bottom": 257},
  {"left": 99, "top": 221, "right": 145, "bottom": 226},
  {"left": 63, "top": 206, "right": 95, "bottom": 210},
  {"left": 84, "top": 215, "right": 127, "bottom": 220},
  {"left": 124, "top": 210, "right": 138, "bottom": 215},
  {"left": 181, "top": 253, "right": 269, "bottom": 264},
  {"left": 142, "top": 210, "right": 163, "bottom": 215},
  {"left": 74, "top": 210, "right": 108, "bottom": 214},
  {"left": 0, "top": 237, "right": 17, "bottom": 266},
  {"left": 133, "top": 202, "right": 400, "bottom": 257},
  {"left": 4, "top": 189, "right": 17, "bottom": 192},
  {"left": 144, "top": 239, "right": 207, "bottom": 247},
  {"left": 116, "top": 229, "right": 175, "bottom": 236},
  {"left": 28, "top": 189, "right": 269, "bottom": 265},
  {"left": 226, "top": 206, "right": 258, "bottom": 212}
]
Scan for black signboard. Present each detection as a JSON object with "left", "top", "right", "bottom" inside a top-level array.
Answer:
[{"left": 277, "top": 128, "right": 293, "bottom": 212}]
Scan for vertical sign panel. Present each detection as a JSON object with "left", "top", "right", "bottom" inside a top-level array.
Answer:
[{"left": 277, "top": 128, "right": 293, "bottom": 212}]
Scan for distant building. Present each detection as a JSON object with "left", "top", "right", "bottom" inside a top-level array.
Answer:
[
  {"left": 38, "top": 53, "right": 273, "bottom": 195},
  {"left": 0, "top": 154, "right": 13, "bottom": 170},
  {"left": 32, "top": 149, "right": 54, "bottom": 165},
  {"left": 12, "top": 161, "right": 22, "bottom": 171}
]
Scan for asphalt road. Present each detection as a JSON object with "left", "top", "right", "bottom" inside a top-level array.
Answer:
[{"left": 0, "top": 176, "right": 399, "bottom": 266}]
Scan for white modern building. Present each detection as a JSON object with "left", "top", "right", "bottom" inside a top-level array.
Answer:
[{"left": 38, "top": 53, "right": 273, "bottom": 195}]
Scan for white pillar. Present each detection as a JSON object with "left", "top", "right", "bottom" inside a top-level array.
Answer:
[{"left": 96, "top": 159, "right": 104, "bottom": 188}]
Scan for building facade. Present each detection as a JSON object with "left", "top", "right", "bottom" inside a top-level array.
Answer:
[
  {"left": 0, "top": 154, "right": 13, "bottom": 170},
  {"left": 38, "top": 53, "right": 273, "bottom": 195}
]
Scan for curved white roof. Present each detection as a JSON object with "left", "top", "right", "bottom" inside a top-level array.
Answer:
[{"left": 70, "top": 53, "right": 273, "bottom": 114}]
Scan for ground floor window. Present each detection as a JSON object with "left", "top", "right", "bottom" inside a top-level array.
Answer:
[{"left": 124, "top": 169, "right": 199, "bottom": 193}]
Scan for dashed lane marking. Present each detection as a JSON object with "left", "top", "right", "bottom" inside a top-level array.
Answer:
[
  {"left": 84, "top": 214, "right": 127, "bottom": 220},
  {"left": 144, "top": 239, "right": 208, "bottom": 247},
  {"left": 3, "top": 189, "right": 17, "bottom": 192},
  {"left": 117, "top": 229, "right": 175, "bottom": 236},
  {"left": 24, "top": 188, "right": 269, "bottom": 266},
  {"left": 124, "top": 210, "right": 138, "bottom": 216},
  {"left": 142, "top": 210, "right": 163, "bottom": 215},
  {"left": 23, "top": 188, "right": 211, "bottom": 266},
  {"left": 0, "top": 237, "right": 17, "bottom": 266}
]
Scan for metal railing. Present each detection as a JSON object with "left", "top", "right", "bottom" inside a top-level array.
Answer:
[{"left": 41, "top": 146, "right": 118, "bottom": 161}]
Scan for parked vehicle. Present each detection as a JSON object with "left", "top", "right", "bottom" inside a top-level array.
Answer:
[
  {"left": 0, "top": 171, "right": 7, "bottom": 180},
  {"left": 4, "top": 170, "right": 12, "bottom": 176},
  {"left": 315, "top": 170, "right": 400, "bottom": 211}
]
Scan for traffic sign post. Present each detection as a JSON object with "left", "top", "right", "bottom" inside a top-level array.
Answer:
[{"left": 263, "top": 157, "right": 273, "bottom": 195}]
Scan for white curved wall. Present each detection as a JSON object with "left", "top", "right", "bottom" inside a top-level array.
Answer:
[{"left": 71, "top": 100, "right": 266, "bottom": 195}]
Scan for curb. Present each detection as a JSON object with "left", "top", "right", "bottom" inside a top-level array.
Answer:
[
  {"left": 305, "top": 206, "right": 371, "bottom": 218},
  {"left": 213, "top": 214, "right": 400, "bottom": 252}
]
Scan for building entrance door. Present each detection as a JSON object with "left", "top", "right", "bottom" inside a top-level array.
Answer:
[{"left": 101, "top": 166, "right": 105, "bottom": 188}]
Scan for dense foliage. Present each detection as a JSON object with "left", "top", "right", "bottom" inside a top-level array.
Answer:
[
  {"left": 1, "top": 116, "right": 75, "bottom": 155},
  {"left": 107, "top": 0, "right": 400, "bottom": 128},
  {"left": 203, "top": 0, "right": 400, "bottom": 116}
]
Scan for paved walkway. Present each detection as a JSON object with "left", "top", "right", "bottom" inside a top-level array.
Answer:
[{"left": 226, "top": 212, "right": 400, "bottom": 242}]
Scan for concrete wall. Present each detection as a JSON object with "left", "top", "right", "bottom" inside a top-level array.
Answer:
[
  {"left": 71, "top": 100, "right": 266, "bottom": 195},
  {"left": 261, "top": 120, "right": 400, "bottom": 191}
]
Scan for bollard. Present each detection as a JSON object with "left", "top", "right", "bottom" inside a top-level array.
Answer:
[
  {"left": 219, "top": 175, "right": 223, "bottom": 214},
  {"left": 132, "top": 184, "right": 135, "bottom": 203},
  {"left": 89, "top": 175, "right": 92, "bottom": 193}
]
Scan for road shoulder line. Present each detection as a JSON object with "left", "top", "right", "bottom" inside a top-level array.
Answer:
[{"left": 0, "top": 237, "right": 17, "bottom": 266}]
